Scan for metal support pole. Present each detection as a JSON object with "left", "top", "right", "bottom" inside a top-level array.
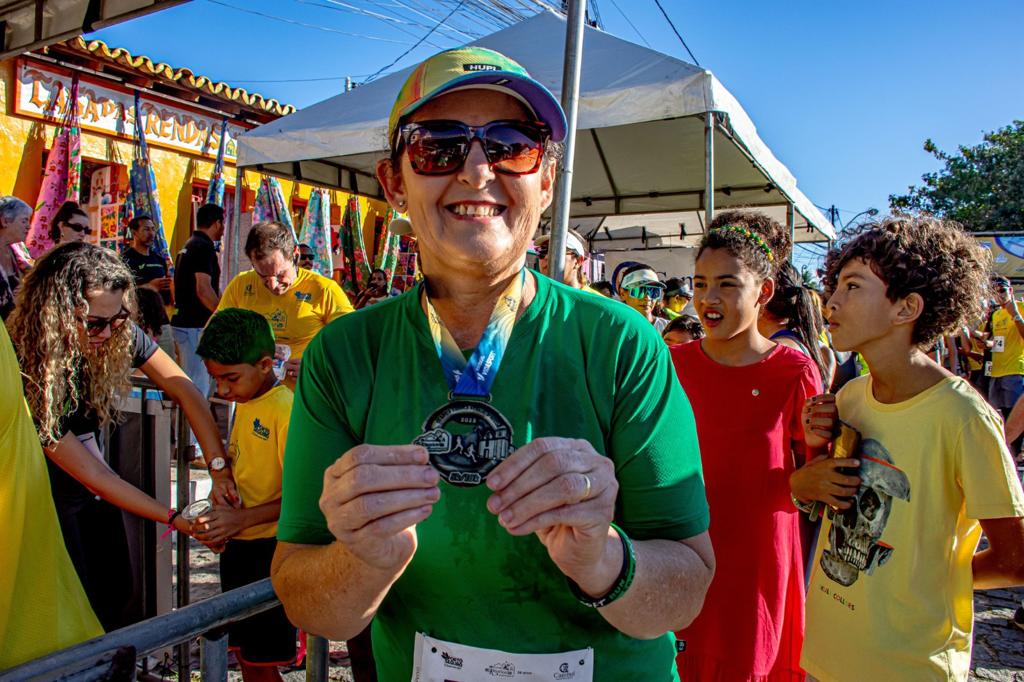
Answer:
[
  {"left": 200, "top": 632, "right": 229, "bottom": 682},
  {"left": 174, "top": 407, "right": 192, "bottom": 682},
  {"left": 786, "top": 202, "right": 796, "bottom": 262},
  {"left": 704, "top": 112, "right": 715, "bottom": 227},
  {"left": 231, "top": 165, "right": 244, "bottom": 279},
  {"left": 305, "top": 635, "right": 330, "bottom": 682},
  {"left": 547, "top": 0, "right": 587, "bottom": 283}
]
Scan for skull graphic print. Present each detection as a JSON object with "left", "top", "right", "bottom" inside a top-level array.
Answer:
[{"left": 821, "top": 439, "right": 911, "bottom": 587}]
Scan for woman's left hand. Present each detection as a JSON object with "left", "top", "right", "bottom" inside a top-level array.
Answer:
[
  {"left": 283, "top": 357, "right": 302, "bottom": 381},
  {"left": 486, "top": 437, "right": 619, "bottom": 592}
]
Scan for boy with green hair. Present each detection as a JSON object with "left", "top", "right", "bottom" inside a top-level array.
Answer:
[
  {"left": 794, "top": 217, "right": 1024, "bottom": 681},
  {"left": 195, "top": 308, "right": 296, "bottom": 682}
]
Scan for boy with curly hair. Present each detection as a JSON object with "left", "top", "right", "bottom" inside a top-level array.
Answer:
[{"left": 796, "top": 217, "right": 1024, "bottom": 681}]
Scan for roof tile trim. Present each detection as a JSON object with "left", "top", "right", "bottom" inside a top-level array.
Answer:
[{"left": 63, "top": 37, "right": 296, "bottom": 117}]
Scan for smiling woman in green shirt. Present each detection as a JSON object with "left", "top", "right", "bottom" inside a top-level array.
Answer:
[{"left": 271, "top": 47, "right": 713, "bottom": 682}]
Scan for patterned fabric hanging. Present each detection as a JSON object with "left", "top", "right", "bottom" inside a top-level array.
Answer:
[
  {"left": 205, "top": 118, "right": 229, "bottom": 207},
  {"left": 124, "top": 91, "right": 171, "bottom": 265},
  {"left": 25, "top": 74, "right": 82, "bottom": 257},
  {"left": 376, "top": 208, "right": 402, "bottom": 289},
  {"left": 253, "top": 176, "right": 297, "bottom": 240},
  {"left": 298, "top": 189, "right": 332, "bottom": 277},
  {"left": 339, "top": 195, "right": 371, "bottom": 290}
]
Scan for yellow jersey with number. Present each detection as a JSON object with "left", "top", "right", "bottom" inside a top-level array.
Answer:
[{"left": 989, "top": 302, "right": 1024, "bottom": 377}]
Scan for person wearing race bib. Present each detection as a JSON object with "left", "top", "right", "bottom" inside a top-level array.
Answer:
[
  {"left": 987, "top": 275, "right": 1024, "bottom": 418},
  {"left": 270, "top": 47, "right": 713, "bottom": 682},
  {"left": 218, "top": 221, "right": 355, "bottom": 385}
]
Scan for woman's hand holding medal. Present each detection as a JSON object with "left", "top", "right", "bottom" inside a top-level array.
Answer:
[
  {"left": 319, "top": 444, "right": 441, "bottom": 571},
  {"left": 485, "top": 437, "right": 622, "bottom": 596}
]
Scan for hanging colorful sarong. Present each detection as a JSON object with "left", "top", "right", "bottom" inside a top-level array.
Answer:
[
  {"left": 26, "top": 75, "right": 82, "bottom": 258},
  {"left": 253, "top": 176, "right": 297, "bottom": 241},
  {"left": 339, "top": 195, "right": 371, "bottom": 289},
  {"left": 299, "top": 188, "right": 332, "bottom": 277},
  {"left": 376, "top": 208, "right": 402, "bottom": 289},
  {"left": 124, "top": 92, "right": 171, "bottom": 265},
  {"left": 205, "top": 118, "right": 229, "bottom": 207}
]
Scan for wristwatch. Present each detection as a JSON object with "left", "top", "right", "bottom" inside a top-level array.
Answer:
[{"left": 208, "top": 456, "right": 227, "bottom": 472}]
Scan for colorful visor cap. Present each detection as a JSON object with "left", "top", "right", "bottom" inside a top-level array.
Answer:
[
  {"left": 620, "top": 268, "right": 665, "bottom": 291},
  {"left": 388, "top": 46, "right": 567, "bottom": 146}
]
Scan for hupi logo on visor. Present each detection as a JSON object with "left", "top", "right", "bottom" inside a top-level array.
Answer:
[{"left": 464, "top": 63, "right": 500, "bottom": 71}]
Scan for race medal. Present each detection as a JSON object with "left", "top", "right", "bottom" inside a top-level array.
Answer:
[
  {"left": 416, "top": 270, "right": 526, "bottom": 486},
  {"left": 414, "top": 399, "right": 514, "bottom": 486}
]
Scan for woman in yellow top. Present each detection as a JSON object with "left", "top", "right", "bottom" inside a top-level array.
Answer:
[
  {"left": 0, "top": 320, "right": 102, "bottom": 669},
  {"left": 218, "top": 221, "right": 354, "bottom": 384}
]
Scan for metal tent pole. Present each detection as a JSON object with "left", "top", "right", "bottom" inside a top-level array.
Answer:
[
  {"left": 547, "top": 0, "right": 587, "bottom": 284},
  {"left": 704, "top": 113, "right": 715, "bottom": 227},
  {"left": 787, "top": 202, "right": 796, "bottom": 262}
]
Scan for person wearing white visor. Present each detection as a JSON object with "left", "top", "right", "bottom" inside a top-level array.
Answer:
[
  {"left": 535, "top": 228, "right": 598, "bottom": 292},
  {"left": 618, "top": 263, "right": 668, "bottom": 333}
]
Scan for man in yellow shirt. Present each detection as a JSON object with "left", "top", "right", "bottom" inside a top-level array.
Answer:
[
  {"left": 987, "top": 276, "right": 1024, "bottom": 417},
  {"left": 219, "top": 221, "right": 354, "bottom": 384},
  {"left": 194, "top": 308, "right": 296, "bottom": 682}
]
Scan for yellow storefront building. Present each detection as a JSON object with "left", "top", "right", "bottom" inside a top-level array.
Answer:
[{"left": 0, "top": 37, "right": 389, "bottom": 273}]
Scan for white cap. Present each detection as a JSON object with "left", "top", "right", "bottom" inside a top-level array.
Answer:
[{"left": 535, "top": 231, "right": 586, "bottom": 257}]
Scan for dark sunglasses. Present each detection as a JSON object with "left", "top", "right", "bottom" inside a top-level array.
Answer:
[
  {"left": 625, "top": 285, "right": 664, "bottom": 301},
  {"left": 66, "top": 221, "right": 92, "bottom": 234},
  {"left": 83, "top": 308, "right": 130, "bottom": 337},
  {"left": 298, "top": 252, "right": 315, "bottom": 261},
  {"left": 398, "top": 119, "right": 550, "bottom": 176}
]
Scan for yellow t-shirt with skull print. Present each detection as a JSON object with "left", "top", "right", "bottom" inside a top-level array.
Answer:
[{"left": 802, "top": 374, "right": 1024, "bottom": 682}]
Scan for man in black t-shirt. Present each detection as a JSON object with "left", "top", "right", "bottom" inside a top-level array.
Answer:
[
  {"left": 171, "top": 204, "right": 224, "bottom": 403},
  {"left": 122, "top": 215, "right": 171, "bottom": 301}
]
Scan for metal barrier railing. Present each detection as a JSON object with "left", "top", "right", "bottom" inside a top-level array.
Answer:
[{"left": 0, "top": 579, "right": 331, "bottom": 682}]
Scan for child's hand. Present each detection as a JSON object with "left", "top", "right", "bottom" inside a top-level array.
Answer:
[
  {"left": 209, "top": 470, "right": 241, "bottom": 509},
  {"left": 790, "top": 455, "right": 861, "bottom": 509},
  {"left": 194, "top": 507, "right": 247, "bottom": 544},
  {"left": 802, "top": 394, "right": 838, "bottom": 449}
]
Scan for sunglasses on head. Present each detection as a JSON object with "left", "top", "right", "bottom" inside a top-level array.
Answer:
[
  {"left": 398, "top": 119, "right": 551, "bottom": 176},
  {"left": 626, "top": 285, "right": 664, "bottom": 301},
  {"left": 83, "top": 308, "right": 130, "bottom": 337}
]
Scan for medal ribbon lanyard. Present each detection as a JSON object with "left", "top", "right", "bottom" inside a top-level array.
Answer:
[{"left": 424, "top": 269, "right": 525, "bottom": 399}]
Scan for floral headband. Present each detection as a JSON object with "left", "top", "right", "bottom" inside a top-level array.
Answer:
[{"left": 710, "top": 225, "right": 774, "bottom": 262}]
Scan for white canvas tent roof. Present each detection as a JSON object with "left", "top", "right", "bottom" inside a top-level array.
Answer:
[{"left": 237, "top": 9, "right": 834, "bottom": 242}]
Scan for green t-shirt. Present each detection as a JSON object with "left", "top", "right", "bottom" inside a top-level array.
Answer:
[{"left": 279, "top": 272, "right": 709, "bottom": 681}]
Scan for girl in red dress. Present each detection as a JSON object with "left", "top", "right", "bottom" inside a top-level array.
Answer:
[{"left": 673, "top": 210, "right": 820, "bottom": 682}]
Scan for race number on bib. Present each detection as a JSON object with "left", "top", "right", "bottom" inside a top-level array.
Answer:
[
  {"left": 994, "top": 336, "right": 1006, "bottom": 353},
  {"left": 412, "top": 632, "right": 593, "bottom": 681}
]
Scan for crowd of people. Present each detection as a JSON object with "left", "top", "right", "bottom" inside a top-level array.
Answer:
[{"left": 2, "top": 44, "right": 1024, "bottom": 682}]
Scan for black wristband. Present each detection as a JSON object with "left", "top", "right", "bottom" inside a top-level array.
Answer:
[{"left": 567, "top": 523, "right": 637, "bottom": 608}]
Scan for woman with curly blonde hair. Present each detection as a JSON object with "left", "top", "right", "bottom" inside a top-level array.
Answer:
[{"left": 7, "top": 242, "right": 233, "bottom": 630}]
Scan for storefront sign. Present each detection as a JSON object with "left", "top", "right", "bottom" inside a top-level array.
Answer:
[{"left": 15, "top": 60, "right": 248, "bottom": 161}]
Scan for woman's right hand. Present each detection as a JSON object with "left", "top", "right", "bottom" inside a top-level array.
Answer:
[
  {"left": 319, "top": 444, "right": 440, "bottom": 571},
  {"left": 790, "top": 455, "right": 861, "bottom": 509}
]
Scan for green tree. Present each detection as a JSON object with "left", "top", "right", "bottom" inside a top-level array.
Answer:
[{"left": 889, "top": 120, "right": 1024, "bottom": 231}]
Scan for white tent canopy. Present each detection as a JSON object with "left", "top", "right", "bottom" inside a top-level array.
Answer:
[{"left": 237, "top": 9, "right": 834, "bottom": 242}]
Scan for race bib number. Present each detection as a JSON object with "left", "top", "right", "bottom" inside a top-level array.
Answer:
[
  {"left": 994, "top": 336, "right": 1006, "bottom": 353},
  {"left": 985, "top": 361, "right": 993, "bottom": 377},
  {"left": 412, "top": 632, "right": 593, "bottom": 682}
]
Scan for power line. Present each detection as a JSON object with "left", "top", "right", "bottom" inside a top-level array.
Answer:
[
  {"left": 204, "top": 0, "right": 413, "bottom": 44},
  {"left": 652, "top": 0, "right": 699, "bottom": 65},
  {"left": 363, "top": 0, "right": 468, "bottom": 84},
  {"left": 608, "top": 0, "right": 650, "bottom": 47}
]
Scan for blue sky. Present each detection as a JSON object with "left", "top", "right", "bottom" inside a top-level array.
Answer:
[{"left": 91, "top": 0, "right": 1024, "bottom": 270}]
